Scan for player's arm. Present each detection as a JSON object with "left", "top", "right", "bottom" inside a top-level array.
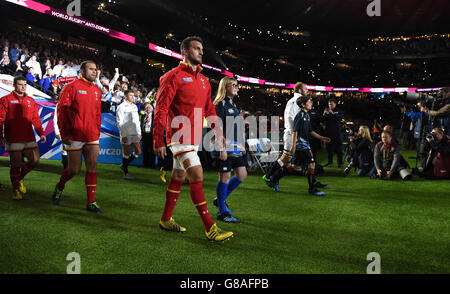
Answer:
[
  {"left": 0, "top": 97, "right": 7, "bottom": 145},
  {"left": 57, "top": 83, "right": 74, "bottom": 143},
  {"left": 310, "top": 130, "right": 331, "bottom": 143},
  {"left": 153, "top": 73, "right": 177, "bottom": 159},
  {"left": 205, "top": 87, "right": 226, "bottom": 159},
  {"left": 31, "top": 100, "right": 46, "bottom": 143}
]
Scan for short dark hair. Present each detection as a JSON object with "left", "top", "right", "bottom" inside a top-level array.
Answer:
[
  {"left": 13, "top": 75, "right": 27, "bottom": 85},
  {"left": 124, "top": 90, "right": 133, "bottom": 97},
  {"left": 296, "top": 95, "right": 311, "bottom": 107},
  {"left": 80, "top": 60, "right": 97, "bottom": 71},
  {"left": 328, "top": 98, "right": 337, "bottom": 104},
  {"left": 180, "top": 36, "right": 203, "bottom": 54}
]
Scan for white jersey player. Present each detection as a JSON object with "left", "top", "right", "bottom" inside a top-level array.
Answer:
[{"left": 116, "top": 90, "right": 142, "bottom": 179}]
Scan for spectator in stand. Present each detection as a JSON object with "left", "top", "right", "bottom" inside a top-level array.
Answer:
[
  {"left": 39, "top": 68, "right": 56, "bottom": 96},
  {"left": 9, "top": 43, "right": 21, "bottom": 63},
  {"left": 25, "top": 55, "right": 42, "bottom": 79},
  {"left": 26, "top": 67, "right": 38, "bottom": 87},
  {"left": 13, "top": 60, "right": 25, "bottom": 76},
  {"left": 65, "top": 60, "right": 78, "bottom": 77},
  {"left": 2, "top": 45, "right": 8, "bottom": 58},
  {"left": 53, "top": 59, "right": 65, "bottom": 77},
  {"left": 0, "top": 55, "right": 13, "bottom": 74},
  {"left": 43, "top": 58, "right": 52, "bottom": 73},
  {"left": 19, "top": 48, "right": 30, "bottom": 64}
]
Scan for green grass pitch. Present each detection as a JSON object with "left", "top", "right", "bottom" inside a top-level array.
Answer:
[{"left": 0, "top": 151, "right": 449, "bottom": 274}]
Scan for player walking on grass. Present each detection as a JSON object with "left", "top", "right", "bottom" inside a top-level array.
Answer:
[
  {"left": 212, "top": 76, "right": 247, "bottom": 223},
  {"left": 290, "top": 96, "right": 330, "bottom": 196},
  {"left": 116, "top": 90, "right": 142, "bottom": 180},
  {"left": 0, "top": 76, "right": 46, "bottom": 200},
  {"left": 263, "top": 82, "right": 324, "bottom": 191},
  {"left": 51, "top": 60, "right": 104, "bottom": 213},
  {"left": 153, "top": 36, "right": 233, "bottom": 242}
]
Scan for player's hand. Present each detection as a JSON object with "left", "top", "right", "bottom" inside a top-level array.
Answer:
[
  {"left": 155, "top": 146, "right": 166, "bottom": 160},
  {"left": 139, "top": 134, "right": 142, "bottom": 140},
  {"left": 122, "top": 137, "right": 128, "bottom": 144},
  {"left": 321, "top": 136, "right": 331, "bottom": 143},
  {"left": 55, "top": 134, "right": 61, "bottom": 140},
  {"left": 377, "top": 168, "right": 382, "bottom": 176},
  {"left": 62, "top": 136, "right": 73, "bottom": 145},
  {"left": 40, "top": 135, "right": 46, "bottom": 144},
  {"left": 219, "top": 151, "right": 227, "bottom": 161}
]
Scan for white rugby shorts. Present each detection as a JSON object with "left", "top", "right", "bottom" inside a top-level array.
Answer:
[{"left": 169, "top": 144, "right": 201, "bottom": 171}]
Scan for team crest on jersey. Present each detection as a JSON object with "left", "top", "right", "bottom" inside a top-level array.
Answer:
[
  {"left": 200, "top": 77, "right": 206, "bottom": 89},
  {"left": 182, "top": 77, "right": 193, "bottom": 83},
  {"left": 78, "top": 90, "right": 87, "bottom": 94}
]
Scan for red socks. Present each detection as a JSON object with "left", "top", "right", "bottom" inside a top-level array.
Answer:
[
  {"left": 161, "top": 178, "right": 183, "bottom": 221},
  {"left": 190, "top": 181, "right": 214, "bottom": 231},
  {"left": 57, "top": 169, "right": 73, "bottom": 191},
  {"left": 19, "top": 162, "right": 34, "bottom": 181},
  {"left": 85, "top": 171, "right": 97, "bottom": 204},
  {"left": 10, "top": 166, "right": 21, "bottom": 191}
]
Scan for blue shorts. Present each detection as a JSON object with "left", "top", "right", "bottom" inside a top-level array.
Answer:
[{"left": 217, "top": 154, "right": 248, "bottom": 173}]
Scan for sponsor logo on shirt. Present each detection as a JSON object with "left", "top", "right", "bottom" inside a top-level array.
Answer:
[
  {"left": 10, "top": 100, "right": 19, "bottom": 104},
  {"left": 182, "top": 77, "right": 193, "bottom": 83},
  {"left": 78, "top": 90, "right": 87, "bottom": 95}
]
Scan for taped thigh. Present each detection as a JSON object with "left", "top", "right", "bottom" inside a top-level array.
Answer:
[{"left": 177, "top": 151, "right": 201, "bottom": 171}]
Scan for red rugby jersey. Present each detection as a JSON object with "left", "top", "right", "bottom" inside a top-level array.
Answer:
[
  {"left": 0, "top": 91, "right": 44, "bottom": 143},
  {"left": 153, "top": 62, "right": 222, "bottom": 148},
  {"left": 57, "top": 77, "right": 102, "bottom": 142}
]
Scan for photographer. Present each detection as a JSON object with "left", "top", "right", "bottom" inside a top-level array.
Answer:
[
  {"left": 420, "top": 128, "right": 450, "bottom": 179},
  {"left": 373, "top": 131, "right": 411, "bottom": 180},
  {"left": 418, "top": 87, "right": 450, "bottom": 136},
  {"left": 344, "top": 125, "right": 375, "bottom": 176}
]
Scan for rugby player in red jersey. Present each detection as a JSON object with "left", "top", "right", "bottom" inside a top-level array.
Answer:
[
  {"left": 153, "top": 36, "right": 233, "bottom": 241},
  {"left": 0, "top": 76, "right": 46, "bottom": 200},
  {"left": 52, "top": 60, "right": 104, "bottom": 213}
]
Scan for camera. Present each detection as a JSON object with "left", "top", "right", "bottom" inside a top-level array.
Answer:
[
  {"left": 426, "top": 132, "right": 437, "bottom": 141},
  {"left": 403, "top": 91, "right": 446, "bottom": 109}
]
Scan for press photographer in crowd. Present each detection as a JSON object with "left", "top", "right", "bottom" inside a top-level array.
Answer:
[
  {"left": 418, "top": 87, "right": 450, "bottom": 136},
  {"left": 344, "top": 125, "right": 375, "bottom": 176},
  {"left": 373, "top": 131, "right": 412, "bottom": 180},
  {"left": 417, "top": 128, "right": 450, "bottom": 179}
]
